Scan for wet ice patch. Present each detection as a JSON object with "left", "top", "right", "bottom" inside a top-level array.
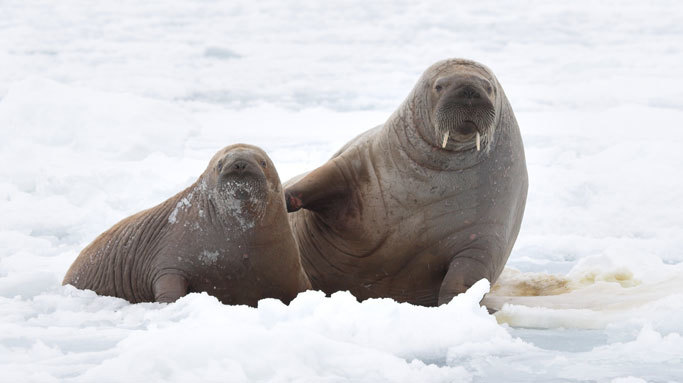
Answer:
[
  {"left": 203, "top": 46, "right": 241, "bottom": 60},
  {"left": 485, "top": 254, "right": 683, "bottom": 330},
  {"left": 611, "top": 378, "right": 647, "bottom": 383}
]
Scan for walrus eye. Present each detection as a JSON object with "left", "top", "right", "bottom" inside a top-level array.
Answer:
[
  {"left": 484, "top": 81, "right": 494, "bottom": 95},
  {"left": 260, "top": 160, "right": 267, "bottom": 168},
  {"left": 435, "top": 84, "right": 443, "bottom": 92},
  {"left": 217, "top": 160, "right": 224, "bottom": 172}
]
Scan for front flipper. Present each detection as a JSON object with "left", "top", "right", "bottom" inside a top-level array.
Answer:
[
  {"left": 153, "top": 274, "right": 189, "bottom": 303},
  {"left": 438, "top": 249, "right": 495, "bottom": 306},
  {"left": 285, "top": 158, "right": 351, "bottom": 213}
]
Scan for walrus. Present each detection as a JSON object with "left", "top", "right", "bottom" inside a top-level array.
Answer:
[
  {"left": 285, "top": 59, "right": 527, "bottom": 306},
  {"left": 63, "top": 144, "right": 311, "bottom": 305}
]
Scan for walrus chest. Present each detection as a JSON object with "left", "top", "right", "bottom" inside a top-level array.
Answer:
[
  {"left": 299, "top": 154, "right": 521, "bottom": 303},
  {"left": 304, "top": 177, "right": 480, "bottom": 277},
  {"left": 161, "top": 232, "right": 254, "bottom": 274},
  {"left": 157, "top": 231, "right": 300, "bottom": 305}
]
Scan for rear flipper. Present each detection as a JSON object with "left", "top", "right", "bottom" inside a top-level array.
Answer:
[{"left": 153, "top": 274, "right": 189, "bottom": 303}]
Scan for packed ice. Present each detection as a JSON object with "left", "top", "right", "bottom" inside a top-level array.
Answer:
[{"left": 1, "top": 1, "right": 682, "bottom": 382}]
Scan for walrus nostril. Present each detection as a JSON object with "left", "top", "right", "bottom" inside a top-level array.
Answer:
[
  {"left": 460, "top": 86, "right": 480, "bottom": 99},
  {"left": 232, "top": 160, "right": 249, "bottom": 172}
]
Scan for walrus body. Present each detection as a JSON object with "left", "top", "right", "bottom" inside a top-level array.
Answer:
[
  {"left": 285, "top": 59, "right": 527, "bottom": 306},
  {"left": 64, "top": 144, "right": 310, "bottom": 305}
]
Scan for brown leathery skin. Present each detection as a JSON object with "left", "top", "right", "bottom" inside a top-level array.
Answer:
[
  {"left": 63, "top": 144, "right": 311, "bottom": 305},
  {"left": 285, "top": 59, "right": 528, "bottom": 306}
]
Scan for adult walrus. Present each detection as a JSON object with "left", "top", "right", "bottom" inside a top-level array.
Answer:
[
  {"left": 63, "top": 144, "right": 311, "bottom": 305},
  {"left": 285, "top": 59, "right": 527, "bottom": 306}
]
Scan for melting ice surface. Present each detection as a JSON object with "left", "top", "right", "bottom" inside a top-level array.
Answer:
[{"left": 1, "top": 1, "right": 683, "bottom": 381}]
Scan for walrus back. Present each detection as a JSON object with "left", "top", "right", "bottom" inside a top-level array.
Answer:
[
  {"left": 62, "top": 194, "right": 180, "bottom": 302},
  {"left": 330, "top": 125, "right": 382, "bottom": 158}
]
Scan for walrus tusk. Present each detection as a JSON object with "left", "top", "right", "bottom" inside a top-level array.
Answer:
[
  {"left": 476, "top": 132, "right": 481, "bottom": 151},
  {"left": 442, "top": 131, "right": 449, "bottom": 148}
]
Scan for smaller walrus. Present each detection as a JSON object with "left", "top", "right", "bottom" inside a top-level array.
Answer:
[{"left": 63, "top": 144, "right": 311, "bottom": 305}]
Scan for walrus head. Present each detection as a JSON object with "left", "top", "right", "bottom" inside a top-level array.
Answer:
[
  {"left": 419, "top": 59, "right": 500, "bottom": 152},
  {"left": 205, "top": 144, "right": 282, "bottom": 227}
]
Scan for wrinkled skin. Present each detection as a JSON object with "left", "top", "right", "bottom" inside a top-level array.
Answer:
[
  {"left": 285, "top": 59, "right": 527, "bottom": 306},
  {"left": 63, "top": 144, "right": 311, "bottom": 305}
]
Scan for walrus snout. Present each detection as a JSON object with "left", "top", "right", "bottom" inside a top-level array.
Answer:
[
  {"left": 215, "top": 154, "right": 269, "bottom": 203},
  {"left": 219, "top": 156, "right": 264, "bottom": 179},
  {"left": 433, "top": 74, "right": 496, "bottom": 150},
  {"left": 434, "top": 75, "right": 493, "bottom": 106}
]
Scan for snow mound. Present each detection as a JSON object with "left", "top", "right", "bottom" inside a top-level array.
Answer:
[{"left": 2, "top": 281, "right": 509, "bottom": 382}]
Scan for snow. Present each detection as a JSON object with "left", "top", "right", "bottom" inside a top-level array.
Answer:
[{"left": 1, "top": 0, "right": 683, "bottom": 381}]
